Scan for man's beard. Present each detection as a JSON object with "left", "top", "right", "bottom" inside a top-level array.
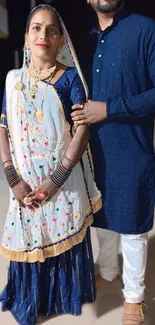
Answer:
[{"left": 90, "top": 0, "right": 125, "bottom": 14}]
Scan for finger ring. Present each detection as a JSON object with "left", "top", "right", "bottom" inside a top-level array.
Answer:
[
  {"left": 36, "top": 189, "right": 47, "bottom": 200},
  {"left": 23, "top": 197, "right": 32, "bottom": 205}
]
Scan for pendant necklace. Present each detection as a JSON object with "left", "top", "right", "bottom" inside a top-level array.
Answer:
[
  {"left": 27, "top": 64, "right": 57, "bottom": 100},
  {"left": 28, "top": 64, "right": 57, "bottom": 123}
]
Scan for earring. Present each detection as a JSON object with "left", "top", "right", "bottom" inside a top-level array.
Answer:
[
  {"left": 25, "top": 44, "right": 31, "bottom": 67},
  {"left": 25, "top": 44, "right": 30, "bottom": 52}
]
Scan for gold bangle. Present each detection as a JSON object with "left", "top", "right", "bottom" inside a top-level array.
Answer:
[
  {"left": 64, "top": 154, "right": 75, "bottom": 167},
  {"left": 3, "top": 159, "right": 12, "bottom": 166}
]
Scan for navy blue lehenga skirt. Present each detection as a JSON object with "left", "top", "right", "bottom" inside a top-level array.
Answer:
[{"left": 0, "top": 228, "right": 96, "bottom": 325}]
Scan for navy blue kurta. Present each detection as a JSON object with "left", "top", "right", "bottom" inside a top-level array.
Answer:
[{"left": 86, "top": 9, "right": 155, "bottom": 234}]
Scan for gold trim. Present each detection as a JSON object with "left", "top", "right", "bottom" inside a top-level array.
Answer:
[
  {"left": 0, "top": 214, "right": 93, "bottom": 263},
  {"left": 92, "top": 197, "right": 102, "bottom": 214}
]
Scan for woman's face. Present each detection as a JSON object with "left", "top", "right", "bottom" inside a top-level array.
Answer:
[{"left": 26, "top": 9, "right": 63, "bottom": 62}]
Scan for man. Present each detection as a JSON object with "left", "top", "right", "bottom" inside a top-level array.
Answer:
[{"left": 71, "top": 1, "right": 155, "bottom": 324}]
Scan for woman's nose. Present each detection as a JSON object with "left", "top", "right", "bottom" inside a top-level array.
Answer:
[{"left": 40, "top": 28, "right": 48, "bottom": 40}]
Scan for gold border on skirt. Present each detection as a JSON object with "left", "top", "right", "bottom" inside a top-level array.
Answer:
[{"left": 0, "top": 214, "right": 93, "bottom": 263}]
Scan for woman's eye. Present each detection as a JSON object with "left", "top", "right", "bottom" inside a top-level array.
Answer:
[
  {"left": 48, "top": 28, "right": 58, "bottom": 35},
  {"left": 33, "top": 26, "right": 40, "bottom": 31}
]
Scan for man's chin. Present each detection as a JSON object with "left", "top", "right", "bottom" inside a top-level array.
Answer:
[{"left": 90, "top": 0, "right": 124, "bottom": 14}]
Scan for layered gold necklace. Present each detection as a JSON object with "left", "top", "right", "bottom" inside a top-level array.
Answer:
[
  {"left": 27, "top": 64, "right": 57, "bottom": 100},
  {"left": 27, "top": 64, "right": 57, "bottom": 123}
]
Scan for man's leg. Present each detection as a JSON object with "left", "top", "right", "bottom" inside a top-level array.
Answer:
[
  {"left": 96, "top": 229, "right": 120, "bottom": 282},
  {"left": 121, "top": 233, "right": 148, "bottom": 325}
]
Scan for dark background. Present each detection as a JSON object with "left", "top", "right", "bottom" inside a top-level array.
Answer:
[{"left": 0, "top": 0, "right": 155, "bottom": 103}]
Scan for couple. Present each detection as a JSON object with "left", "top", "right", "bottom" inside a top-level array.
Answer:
[{"left": 1, "top": 1, "right": 155, "bottom": 325}]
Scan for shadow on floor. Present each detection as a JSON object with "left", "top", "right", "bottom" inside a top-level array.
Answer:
[
  {"left": 92, "top": 255, "right": 124, "bottom": 319},
  {"left": 37, "top": 314, "right": 61, "bottom": 324}
]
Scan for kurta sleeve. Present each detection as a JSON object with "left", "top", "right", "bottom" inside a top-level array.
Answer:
[{"left": 107, "top": 20, "right": 155, "bottom": 119}]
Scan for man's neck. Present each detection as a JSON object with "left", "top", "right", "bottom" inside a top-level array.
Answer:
[{"left": 97, "top": 12, "right": 116, "bottom": 31}]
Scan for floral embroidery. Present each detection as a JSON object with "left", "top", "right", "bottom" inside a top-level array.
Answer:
[
  {"left": 0, "top": 68, "right": 100, "bottom": 261},
  {"left": 44, "top": 142, "right": 48, "bottom": 146}
]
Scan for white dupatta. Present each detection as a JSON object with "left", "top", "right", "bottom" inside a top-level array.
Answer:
[{"left": 0, "top": 7, "right": 102, "bottom": 263}]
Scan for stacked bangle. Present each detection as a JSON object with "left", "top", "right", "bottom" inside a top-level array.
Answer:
[
  {"left": 51, "top": 162, "right": 71, "bottom": 188},
  {"left": 4, "top": 164, "right": 21, "bottom": 188}
]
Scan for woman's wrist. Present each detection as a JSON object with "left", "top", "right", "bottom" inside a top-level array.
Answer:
[
  {"left": 4, "top": 164, "right": 21, "bottom": 188},
  {"left": 3, "top": 159, "right": 12, "bottom": 168},
  {"left": 51, "top": 160, "right": 72, "bottom": 188},
  {"left": 61, "top": 154, "right": 75, "bottom": 171}
]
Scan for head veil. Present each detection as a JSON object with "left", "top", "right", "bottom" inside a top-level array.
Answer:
[
  {"left": 24, "top": 4, "right": 88, "bottom": 100},
  {"left": 12, "top": 4, "right": 100, "bottom": 214},
  {"left": 22, "top": 4, "right": 101, "bottom": 214}
]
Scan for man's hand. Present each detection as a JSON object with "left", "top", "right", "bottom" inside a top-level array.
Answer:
[{"left": 71, "top": 101, "right": 107, "bottom": 125}]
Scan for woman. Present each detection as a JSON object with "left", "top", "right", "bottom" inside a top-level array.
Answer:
[{"left": 0, "top": 4, "right": 101, "bottom": 325}]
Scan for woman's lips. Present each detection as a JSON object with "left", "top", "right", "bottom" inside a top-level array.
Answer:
[{"left": 36, "top": 44, "right": 50, "bottom": 49}]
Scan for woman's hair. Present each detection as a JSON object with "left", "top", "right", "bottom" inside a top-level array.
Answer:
[{"left": 26, "top": 4, "right": 63, "bottom": 35}]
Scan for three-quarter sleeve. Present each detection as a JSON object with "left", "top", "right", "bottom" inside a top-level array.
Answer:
[{"left": 70, "top": 72, "right": 87, "bottom": 105}]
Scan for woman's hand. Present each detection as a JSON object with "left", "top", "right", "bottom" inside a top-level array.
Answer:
[
  {"left": 12, "top": 179, "right": 37, "bottom": 208},
  {"left": 25, "top": 176, "right": 59, "bottom": 205}
]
